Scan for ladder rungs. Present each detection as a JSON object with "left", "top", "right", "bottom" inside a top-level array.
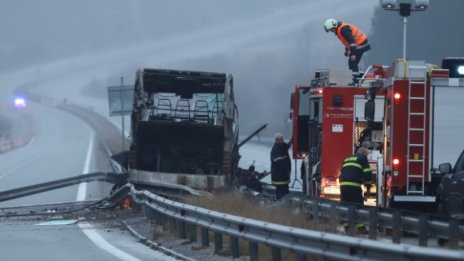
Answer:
[
  {"left": 410, "top": 112, "right": 425, "bottom": 115},
  {"left": 410, "top": 80, "right": 426, "bottom": 84},
  {"left": 409, "top": 128, "right": 425, "bottom": 131},
  {"left": 409, "top": 144, "right": 424, "bottom": 147},
  {"left": 410, "top": 97, "right": 425, "bottom": 100},
  {"left": 408, "top": 175, "right": 424, "bottom": 178},
  {"left": 407, "top": 191, "right": 425, "bottom": 194},
  {"left": 408, "top": 159, "right": 424, "bottom": 163}
]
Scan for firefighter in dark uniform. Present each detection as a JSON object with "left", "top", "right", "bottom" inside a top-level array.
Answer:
[
  {"left": 270, "top": 133, "right": 292, "bottom": 200},
  {"left": 339, "top": 147, "right": 372, "bottom": 204}
]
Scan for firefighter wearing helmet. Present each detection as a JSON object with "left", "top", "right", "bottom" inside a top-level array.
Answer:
[
  {"left": 270, "top": 133, "right": 293, "bottom": 200},
  {"left": 324, "top": 18, "right": 371, "bottom": 84},
  {"left": 339, "top": 147, "right": 372, "bottom": 204}
]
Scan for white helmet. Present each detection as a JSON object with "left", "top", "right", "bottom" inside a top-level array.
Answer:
[{"left": 324, "top": 18, "right": 338, "bottom": 32}]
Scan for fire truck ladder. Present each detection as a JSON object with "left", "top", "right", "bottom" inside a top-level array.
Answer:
[{"left": 406, "top": 65, "right": 427, "bottom": 195}]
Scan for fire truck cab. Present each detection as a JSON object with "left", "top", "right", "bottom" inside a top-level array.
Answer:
[{"left": 291, "top": 68, "right": 385, "bottom": 201}]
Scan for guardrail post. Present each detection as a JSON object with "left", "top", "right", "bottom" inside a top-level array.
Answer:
[
  {"left": 188, "top": 223, "right": 197, "bottom": 242},
  {"left": 368, "top": 208, "right": 377, "bottom": 240},
  {"left": 201, "top": 227, "right": 209, "bottom": 247},
  {"left": 143, "top": 205, "right": 156, "bottom": 220},
  {"left": 167, "top": 216, "right": 176, "bottom": 233},
  {"left": 177, "top": 220, "right": 186, "bottom": 239},
  {"left": 214, "top": 232, "right": 223, "bottom": 253},
  {"left": 230, "top": 236, "right": 240, "bottom": 258},
  {"left": 249, "top": 241, "right": 258, "bottom": 261},
  {"left": 448, "top": 219, "right": 459, "bottom": 249},
  {"left": 271, "top": 247, "right": 281, "bottom": 261},
  {"left": 329, "top": 203, "right": 338, "bottom": 229},
  {"left": 297, "top": 253, "right": 307, "bottom": 261},
  {"left": 347, "top": 205, "right": 356, "bottom": 236},
  {"left": 311, "top": 200, "right": 319, "bottom": 221},
  {"left": 158, "top": 212, "right": 166, "bottom": 229},
  {"left": 392, "top": 210, "right": 401, "bottom": 244},
  {"left": 418, "top": 215, "right": 428, "bottom": 246}
]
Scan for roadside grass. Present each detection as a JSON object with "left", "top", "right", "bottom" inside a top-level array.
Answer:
[
  {"left": 183, "top": 188, "right": 336, "bottom": 232},
  {"left": 181, "top": 189, "right": 334, "bottom": 260}
]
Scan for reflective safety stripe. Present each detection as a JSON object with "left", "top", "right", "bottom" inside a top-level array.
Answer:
[
  {"left": 340, "top": 181, "right": 361, "bottom": 187},
  {"left": 272, "top": 156, "right": 287, "bottom": 162},
  {"left": 342, "top": 162, "right": 363, "bottom": 169},
  {"left": 344, "top": 156, "right": 358, "bottom": 162},
  {"left": 272, "top": 181, "right": 290, "bottom": 185},
  {"left": 363, "top": 168, "right": 372, "bottom": 172}
]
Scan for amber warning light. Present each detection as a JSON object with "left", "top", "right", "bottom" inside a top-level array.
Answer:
[
  {"left": 393, "top": 158, "right": 400, "bottom": 176},
  {"left": 394, "top": 92, "right": 401, "bottom": 104}
]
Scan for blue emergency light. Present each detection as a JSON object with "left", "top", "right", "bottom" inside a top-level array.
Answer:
[{"left": 442, "top": 57, "right": 464, "bottom": 78}]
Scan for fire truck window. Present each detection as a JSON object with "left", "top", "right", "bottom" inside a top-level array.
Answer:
[
  {"left": 298, "top": 89, "right": 309, "bottom": 115},
  {"left": 364, "top": 100, "right": 375, "bottom": 121},
  {"left": 309, "top": 100, "right": 320, "bottom": 121},
  {"left": 333, "top": 95, "right": 343, "bottom": 106}
]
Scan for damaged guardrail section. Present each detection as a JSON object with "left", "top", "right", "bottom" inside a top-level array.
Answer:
[{"left": 123, "top": 184, "right": 464, "bottom": 261}]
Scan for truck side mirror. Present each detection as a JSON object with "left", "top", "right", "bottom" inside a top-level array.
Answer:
[
  {"left": 364, "top": 100, "right": 375, "bottom": 122},
  {"left": 439, "top": 163, "right": 452, "bottom": 174}
]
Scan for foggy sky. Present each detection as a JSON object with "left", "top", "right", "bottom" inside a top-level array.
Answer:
[
  {"left": 1, "top": 0, "right": 377, "bottom": 136},
  {"left": 366, "top": 0, "right": 464, "bottom": 66}
]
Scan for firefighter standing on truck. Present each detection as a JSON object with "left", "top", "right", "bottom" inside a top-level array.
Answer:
[
  {"left": 324, "top": 18, "right": 371, "bottom": 84},
  {"left": 339, "top": 147, "right": 372, "bottom": 204},
  {"left": 270, "top": 133, "right": 292, "bottom": 200}
]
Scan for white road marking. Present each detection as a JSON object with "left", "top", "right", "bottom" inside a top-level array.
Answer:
[
  {"left": 79, "top": 222, "right": 140, "bottom": 261},
  {"left": 76, "top": 133, "right": 140, "bottom": 261},
  {"left": 75, "top": 130, "right": 94, "bottom": 201},
  {"left": 36, "top": 220, "right": 78, "bottom": 226}
]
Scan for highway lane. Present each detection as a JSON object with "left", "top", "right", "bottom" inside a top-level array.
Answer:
[
  {"left": 0, "top": 101, "right": 95, "bottom": 205},
  {"left": 0, "top": 99, "right": 177, "bottom": 260},
  {"left": 0, "top": 100, "right": 179, "bottom": 260},
  {"left": 0, "top": 214, "right": 179, "bottom": 261}
]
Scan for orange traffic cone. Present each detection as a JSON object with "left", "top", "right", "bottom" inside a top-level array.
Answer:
[{"left": 121, "top": 197, "right": 132, "bottom": 209}]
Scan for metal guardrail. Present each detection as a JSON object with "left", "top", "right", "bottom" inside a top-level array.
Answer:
[
  {"left": 0, "top": 172, "right": 126, "bottom": 203},
  {"left": 290, "top": 197, "right": 464, "bottom": 249},
  {"left": 120, "top": 184, "right": 464, "bottom": 261}
]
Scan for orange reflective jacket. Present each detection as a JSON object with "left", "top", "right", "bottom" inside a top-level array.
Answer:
[{"left": 336, "top": 23, "right": 367, "bottom": 49}]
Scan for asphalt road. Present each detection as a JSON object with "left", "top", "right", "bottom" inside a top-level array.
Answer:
[
  {"left": 0, "top": 99, "right": 178, "bottom": 260},
  {"left": 0, "top": 100, "right": 105, "bottom": 206}
]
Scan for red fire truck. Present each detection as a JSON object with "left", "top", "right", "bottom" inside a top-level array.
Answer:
[
  {"left": 292, "top": 58, "right": 464, "bottom": 210},
  {"left": 291, "top": 68, "right": 385, "bottom": 201}
]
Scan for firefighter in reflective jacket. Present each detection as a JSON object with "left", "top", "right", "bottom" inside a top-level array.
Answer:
[
  {"left": 324, "top": 18, "right": 371, "bottom": 82},
  {"left": 271, "top": 133, "right": 292, "bottom": 200},
  {"left": 339, "top": 147, "right": 372, "bottom": 204}
]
